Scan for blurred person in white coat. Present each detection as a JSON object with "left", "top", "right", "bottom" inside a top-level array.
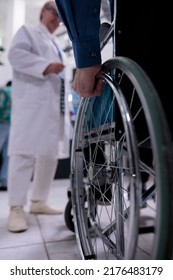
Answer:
[{"left": 7, "top": 1, "right": 72, "bottom": 232}]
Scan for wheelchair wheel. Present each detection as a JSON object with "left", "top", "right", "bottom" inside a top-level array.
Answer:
[
  {"left": 64, "top": 199, "right": 75, "bottom": 232},
  {"left": 71, "top": 57, "right": 173, "bottom": 260}
]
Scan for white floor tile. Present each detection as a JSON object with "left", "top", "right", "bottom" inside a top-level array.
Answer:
[
  {"left": 36, "top": 214, "right": 76, "bottom": 243},
  {"left": 0, "top": 244, "right": 48, "bottom": 260},
  {"left": 46, "top": 240, "right": 80, "bottom": 260},
  {"left": 0, "top": 214, "right": 43, "bottom": 249}
]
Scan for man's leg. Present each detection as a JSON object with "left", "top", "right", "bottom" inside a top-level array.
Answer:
[
  {"left": 8, "top": 155, "right": 34, "bottom": 232},
  {"left": 30, "top": 155, "right": 63, "bottom": 214}
]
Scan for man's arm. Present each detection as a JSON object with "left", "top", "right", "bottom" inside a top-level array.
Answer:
[
  {"left": 55, "top": 0, "right": 103, "bottom": 97},
  {"left": 55, "top": 0, "right": 102, "bottom": 68}
]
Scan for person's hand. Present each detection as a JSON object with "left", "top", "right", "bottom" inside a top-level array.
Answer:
[
  {"left": 43, "top": 62, "right": 65, "bottom": 75},
  {"left": 73, "top": 65, "right": 103, "bottom": 98}
]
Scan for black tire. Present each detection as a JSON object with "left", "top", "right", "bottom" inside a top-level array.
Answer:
[{"left": 64, "top": 199, "right": 75, "bottom": 232}]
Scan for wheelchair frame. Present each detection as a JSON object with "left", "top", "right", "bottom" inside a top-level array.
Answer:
[{"left": 64, "top": 0, "right": 173, "bottom": 260}]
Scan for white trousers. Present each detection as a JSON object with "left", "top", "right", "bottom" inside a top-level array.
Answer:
[{"left": 8, "top": 155, "right": 58, "bottom": 206}]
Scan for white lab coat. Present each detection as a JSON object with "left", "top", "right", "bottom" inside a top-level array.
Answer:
[{"left": 8, "top": 23, "right": 72, "bottom": 159}]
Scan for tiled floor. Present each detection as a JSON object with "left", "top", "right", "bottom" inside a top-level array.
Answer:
[
  {"left": 0, "top": 179, "right": 80, "bottom": 260},
  {"left": 0, "top": 179, "right": 171, "bottom": 260}
]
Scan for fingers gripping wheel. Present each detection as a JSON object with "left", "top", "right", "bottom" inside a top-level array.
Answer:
[{"left": 71, "top": 57, "right": 173, "bottom": 260}]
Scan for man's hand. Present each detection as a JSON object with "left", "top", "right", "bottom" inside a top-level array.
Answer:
[{"left": 73, "top": 65, "right": 103, "bottom": 98}]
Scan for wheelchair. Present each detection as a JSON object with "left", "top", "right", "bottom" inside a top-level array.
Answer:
[{"left": 64, "top": 4, "right": 173, "bottom": 260}]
